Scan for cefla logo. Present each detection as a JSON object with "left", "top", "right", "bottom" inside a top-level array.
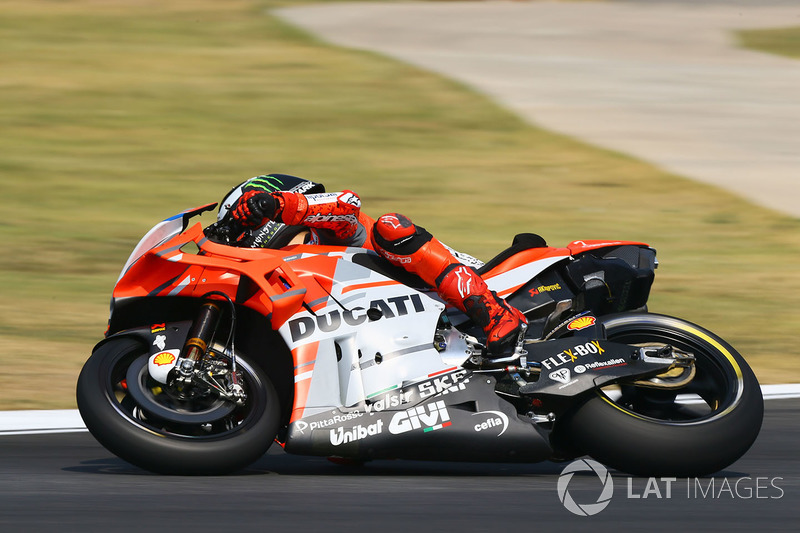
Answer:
[
  {"left": 471, "top": 410, "right": 509, "bottom": 436},
  {"left": 389, "top": 401, "right": 451, "bottom": 434}
]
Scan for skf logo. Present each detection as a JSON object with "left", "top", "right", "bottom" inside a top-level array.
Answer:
[
  {"left": 418, "top": 370, "right": 469, "bottom": 399},
  {"left": 152, "top": 352, "right": 176, "bottom": 366},
  {"left": 567, "top": 316, "right": 596, "bottom": 331},
  {"left": 541, "top": 341, "right": 605, "bottom": 371},
  {"left": 389, "top": 401, "right": 451, "bottom": 434}
]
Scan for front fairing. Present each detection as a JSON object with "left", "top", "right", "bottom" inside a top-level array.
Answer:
[{"left": 117, "top": 203, "right": 217, "bottom": 282}]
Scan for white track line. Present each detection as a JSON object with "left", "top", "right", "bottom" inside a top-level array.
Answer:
[
  {"left": 1, "top": 384, "right": 798, "bottom": 436},
  {"left": 0, "top": 409, "right": 88, "bottom": 436}
]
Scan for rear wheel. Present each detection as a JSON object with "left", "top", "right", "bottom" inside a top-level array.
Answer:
[
  {"left": 556, "top": 313, "right": 763, "bottom": 477},
  {"left": 77, "top": 337, "right": 279, "bottom": 475}
]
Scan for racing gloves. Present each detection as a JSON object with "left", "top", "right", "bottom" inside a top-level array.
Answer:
[
  {"left": 231, "top": 191, "right": 278, "bottom": 227},
  {"left": 231, "top": 190, "right": 364, "bottom": 242}
]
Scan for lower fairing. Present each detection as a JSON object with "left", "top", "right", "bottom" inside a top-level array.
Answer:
[{"left": 284, "top": 373, "right": 553, "bottom": 462}]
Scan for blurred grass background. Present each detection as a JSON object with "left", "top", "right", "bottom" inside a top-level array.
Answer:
[
  {"left": 1, "top": 0, "right": 799, "bottom": 409},
  {"left": 737, "top": 26, "right": 800, "bottom": 59}
]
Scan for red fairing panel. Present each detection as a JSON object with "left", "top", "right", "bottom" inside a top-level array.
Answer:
[
  {"left": 113, "top": 223, "right": 309, "bottom": 328},
  {"left": 567, "top": 240, "right": 650, "bottom": 254}
]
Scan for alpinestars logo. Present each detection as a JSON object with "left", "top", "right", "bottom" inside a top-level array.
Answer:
[
  {"left": 304, "top": 213, "right": 358, "bottom": 225},
  {"left": 338, "top": 191, "right": 361, "bottom": 207},
  {"left": 382, "top": 216, "right": 402, "bottom": 229},
  {"left": 389, "top": 401, "right": 451, "bottom": 434},
  {"left": 453, "top": 267, "right": 473, "bottom": 299}
]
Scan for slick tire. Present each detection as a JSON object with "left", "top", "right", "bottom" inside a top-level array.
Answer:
[
  {"left": 557, "top": 313, "right": 764, "bottom": 477},
  {"left": 77, "top": 337, "right": 280, "bottom": 475}
]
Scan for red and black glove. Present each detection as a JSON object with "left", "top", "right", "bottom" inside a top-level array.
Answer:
[{"left": 231, "top": 191, "right": 278, "bottom": 227}]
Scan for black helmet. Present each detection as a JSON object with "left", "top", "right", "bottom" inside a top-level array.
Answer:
[{"left": 217, "top": 174, "right": 325, "bottom": 248}]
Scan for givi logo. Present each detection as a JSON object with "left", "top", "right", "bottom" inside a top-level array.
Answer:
[{"left": 389, "top": 401, "right": 451, "bottom": 434}]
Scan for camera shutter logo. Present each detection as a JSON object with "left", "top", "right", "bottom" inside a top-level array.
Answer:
[{"left": 557, "top": 459, "right": 614, "bottom": 516}]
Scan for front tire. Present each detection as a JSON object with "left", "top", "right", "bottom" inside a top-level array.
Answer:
[
  {"left": 77, "top": 337, "right": 280, "bottom": 475},
  {"left": 557, "top": 313, "right": 763, "bottom": 477}
]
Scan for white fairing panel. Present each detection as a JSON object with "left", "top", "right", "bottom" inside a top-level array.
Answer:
[
  {"left": 279, "top": 254, "right": 455, "bottom": 412},
  {"left": 280, "top": 249, "right": 569, "bottom": 415},
  {"left": 483, "top": 256, "right": 567, "bottom": 295}
]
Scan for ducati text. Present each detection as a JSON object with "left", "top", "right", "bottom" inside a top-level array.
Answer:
[{"left": 288, "top": 294, "right": 426, "bottom": 342}]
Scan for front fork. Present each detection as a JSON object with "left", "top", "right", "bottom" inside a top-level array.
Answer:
[
  {"left": 176, "top": 300, "right": 222, "bottom": 377},
  {"left": 167, "top": 299, "right": 246, "bottom": 404}
]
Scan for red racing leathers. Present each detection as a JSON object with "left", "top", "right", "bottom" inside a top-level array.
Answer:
[{"left": 232, "top": 188, "right": 526, "bottom": 357}]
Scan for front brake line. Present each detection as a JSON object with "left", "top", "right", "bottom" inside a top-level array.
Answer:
[{"left": 201, "top": 291, "right": 246, "bottom": 404}]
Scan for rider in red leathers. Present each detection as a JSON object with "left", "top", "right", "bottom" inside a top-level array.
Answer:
[{"left": 227, "top": 174, "right": 527, "bottom": 359}]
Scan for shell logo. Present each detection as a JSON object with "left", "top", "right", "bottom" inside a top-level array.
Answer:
[
  {"left": 567, "top": 316, "right": 596, "bottom": 331},
  {"left": 153, "top": 351, "right": 177, "bottom": 366}
]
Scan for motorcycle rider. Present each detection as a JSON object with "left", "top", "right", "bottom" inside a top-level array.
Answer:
[{"left": 225, "top": 174, "right": 527, "bottom": 359}]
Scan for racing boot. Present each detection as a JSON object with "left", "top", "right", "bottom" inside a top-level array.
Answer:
[
  {"left": 437, "top": 264, "right": 527, "bottom": 359},
  {"left": 372, "top": 213, "right": 527, "bottom": 359}
]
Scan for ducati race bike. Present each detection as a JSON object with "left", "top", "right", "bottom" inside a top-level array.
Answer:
[{"left": 77, "top": 202, "right": 763, "bottom": 476}]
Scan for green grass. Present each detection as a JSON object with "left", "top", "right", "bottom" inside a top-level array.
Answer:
[
  {"left": 737, "top": 26, "right": 800, "bottom": 59},
  {"left": 1, "top": 0, "right": 799, "bottom": 409}
]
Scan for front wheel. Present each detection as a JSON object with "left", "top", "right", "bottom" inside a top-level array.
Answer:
[
  {"left": 556, "top": 313, "right": 763, "bottom": 477},
  {"left": 77, "top": 337, "right": 280, "bottom": 475}
]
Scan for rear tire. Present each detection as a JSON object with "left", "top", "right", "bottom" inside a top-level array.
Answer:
[
  {"left": 77, "top": 337, "right": 280, "bottom": 475},
  {"left": 556, "top": 313, "right": 763, "bottom": 477}
]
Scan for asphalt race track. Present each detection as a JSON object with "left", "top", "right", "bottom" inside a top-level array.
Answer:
[{"left": 0, "top": 400, "right": 796, "bottom": 532}]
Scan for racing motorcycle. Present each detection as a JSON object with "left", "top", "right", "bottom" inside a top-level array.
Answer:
[{"left": 77, "top": 188, "right": 763, "bottom": 477}]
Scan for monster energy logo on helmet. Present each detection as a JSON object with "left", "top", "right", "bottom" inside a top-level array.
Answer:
[
  {"left": 242, "top": 173, "right": 324, "bottom": 195},
  {"left": 244, "top": 175, "right": 290, "bottom": 193}
]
